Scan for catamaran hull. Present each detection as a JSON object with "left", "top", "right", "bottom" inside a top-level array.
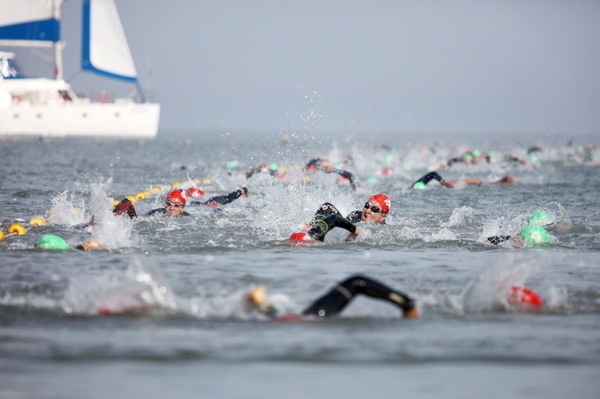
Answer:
[{"left": 0, "top": 102, "right": 160, "bottom": 138}]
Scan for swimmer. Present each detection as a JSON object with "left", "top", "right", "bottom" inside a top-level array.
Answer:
[
  {"left": 345, "top": 193, "right": 391, "bottom": 224},
  {"left": 301, "top": 194, "right": 390, "bottom": 242},
  {"left": 246, "top": 164, "right": 278, "bottom": 179},
  {"left": 189, "top": 187, "right": 249, "bottom": 207},
  {"left": 304, "top": 158, "right": 357, "bottom": 191},
  {"left": 112, "top": 189, "right": 191, "bottom": 218},
  {"left": 305, "top": 202, "right": 360, "bottom": 242},
  {"left": 146, "top": 189, "right": 191, "bottom": 216},
  {"left": 487, "top": 226, "right": 551, "bottom": 248},
  {"left": 492, "top": 174, "right": 516, "bottom": 185},
  {"left": 411, "top": 171, "right": 481, "bottom": 189},
  {"left": 324, "top": 164, "right": 357, "bottom": 191},
  {"left": 246, "top": 274, "right": 419, "bottom": 320}
]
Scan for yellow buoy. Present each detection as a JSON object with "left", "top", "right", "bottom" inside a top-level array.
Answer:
[
  {"left": 142, "top": 190, "right": 151, "bottom": 196},
  {"left": 193, "top": 178, "right": 201, "bottom": 184},
  {"left": 152, "top": 187, "right": 161, "bottom": 193},
  {"left": 126, "top": 196, "right": 137, "bottom": 204},
  {"left": 171, "top": 182, "right": 181, "bottom": 188},
  {"left": 29, "top": 216, "right": 49, "bottom": 226},
  {"left": 8, "top": 223, "right": 26, "bottom": 235},
  {"left": 0, "top": 230, "right": 5, "bottom": 242},
  {"left": 203, "top": 178, "right": 213, "bottom": 185},
  {"left": 135, "top": 192, "right": 146, "bottom": 200}
]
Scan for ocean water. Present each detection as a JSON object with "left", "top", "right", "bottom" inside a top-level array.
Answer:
[{"left": 0, "top": 131, "right": 599, "bottom": 399}]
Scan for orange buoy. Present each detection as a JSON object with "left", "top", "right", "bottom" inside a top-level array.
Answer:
[{"left": 509, "top": 286, "right": 544, "bottom": 307}]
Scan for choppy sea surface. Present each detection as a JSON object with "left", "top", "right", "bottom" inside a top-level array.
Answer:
[{"left": 1, "top": 131, "right": 599, "bottom": 399}]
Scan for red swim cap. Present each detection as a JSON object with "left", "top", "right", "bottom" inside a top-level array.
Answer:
[
  {"left": 369, "top": 194, "right": 390, "bottom": 214},
  {"left": 289, "top": 232, "right": 312, "bottom": 241},
  {"left": 166, "top": 189, "right": 186, "bottom": 205},
  {"left": 186, "top": 187, "right": 204, "bottom": 198}
]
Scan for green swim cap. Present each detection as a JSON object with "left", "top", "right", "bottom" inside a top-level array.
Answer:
[
  {"left": 269, "top": 163, "right": 279, "bottom": 171},
  {"left": 366, "top": 177, "right": 378, "bottom": 184},
  {"left": 528, "top": 211, "right": 552, "bottom": 227},
  {"left": 472, "top": 149, "right": 481, "bottom": 157},
  {"left": 520, "top": 226, "right": 551, "bottom": 246},
  {"left": 413, "top": 181, "right": 427, "bottom": 190},
  {"left": 36, "top": 234, "right": 68, "bottom": 250}
]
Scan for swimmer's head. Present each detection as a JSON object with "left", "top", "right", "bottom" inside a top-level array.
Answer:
[
  {"left": 362, "top": 194, "right": 390, "bottom": 224},
  {"left": 186, "top": 187, "right": 204, "bottom": 198},
  {"left": 413, "top": 181, "right": 427, "bottom": 190},
  {"left": 528, "top": 211, "right": 552, "bottom": 227},
  {"left": 519, "top": 226, "right": 551, "bottom": 246},
  {"left": 36, "top": 234, "right": 68, "bottom": 250},
  {"left": 165, "top": 189, "right": 186, "bottom": 216}
]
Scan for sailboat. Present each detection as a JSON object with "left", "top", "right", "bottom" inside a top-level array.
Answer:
[{"left": 0, "top": 0, "right": 160, "bottom": 138}]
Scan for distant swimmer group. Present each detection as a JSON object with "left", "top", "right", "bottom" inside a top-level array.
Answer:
[{"left": 112, "top": 187, "right": 249, "bottom": 219}]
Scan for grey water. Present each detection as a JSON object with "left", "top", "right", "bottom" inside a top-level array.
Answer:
[{"left": 1, "top": 131, "right": 599, "bottom": 399}]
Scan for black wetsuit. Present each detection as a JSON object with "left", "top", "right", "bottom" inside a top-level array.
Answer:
[
  {"left": 301, "top": 275, "right": 415, "bottom": 317},
  {"left": 146, "top": 208, "right": 191, "bottom": 216},
  {"left": 190, "top": 188, "right": 247, "bottom": 206},
  {"left": 331, "top": 168, "right": 357, "bottom": 191},
  {"left": 246, "top": 165, "right": 277, "bottom": 179},
  {"left": 447, "top": 157, "right": 465, "bottom": 167},
  {"left": 307, "top": 202, "right": 358, "bottom": 242},
  {"left": 304, "top": 159, "right": 357, "bottom": 191},
  {"left": 411, "top": 171, "right": 444, "bottom": 188},
  {"left": 487, "top": 235, "right": 511, "bottom": 245}
]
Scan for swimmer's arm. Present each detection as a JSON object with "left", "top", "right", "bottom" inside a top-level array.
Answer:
[
  {"left": 346, "top": 210, "right": 362, "bottom": 223},
  {"left": 441, "top": 179, "right": 455, "bottom": 188},
  {"left": 334, "top": 169, "right": 357, "bottom": 191},
  {"left": 345, "top": 226, "right": 360, "bottom": 242}
]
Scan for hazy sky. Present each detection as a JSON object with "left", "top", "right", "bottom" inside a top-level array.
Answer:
[{"left": 16, "top": 0, "right": 600, "bottom": 134}]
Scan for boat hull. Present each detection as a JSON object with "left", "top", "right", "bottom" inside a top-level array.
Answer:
[{"left": 0, "top": 101, "right": 160, "bottom": 138}]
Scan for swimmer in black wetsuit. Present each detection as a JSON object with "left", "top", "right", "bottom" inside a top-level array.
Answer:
[
  {"left": 246, "top": 164, "right": 278, "bottom": 179},
  {"left": 189, "top": 187, "right": 249, "bottom": 207},
  {"left": 307, "top": 202, "right": 359, "bottom": 242},
  {"left": 305, "top": 194, "right": 390, "bottom": 242},
  {"left": 304, "top": 158, "right": 357, "bottom": 191},
  {"left": 345, "top": 193, "right": 390, "bottom": 224},
  {"left": 146, "top": 189, "right": 191, "bottom": 216},
  {"left": 246, "top": 274, "right": 419, "bottom": 319},
  {"left": 411, "top": 171, "right": 481, "bottom": 189},
  {"left": 112, "top": 189, "right": 191, "bottom": 218}
]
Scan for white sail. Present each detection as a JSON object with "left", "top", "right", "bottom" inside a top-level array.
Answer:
[
  {"left": 82, "top": 0, "right": 137, "bottom": 81},
  {"left": 0, "top": 0, "right": 60, "bottom": 47}
]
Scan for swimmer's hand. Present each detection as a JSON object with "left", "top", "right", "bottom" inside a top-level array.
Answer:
[
  {"left": 403, "top": 306, "right": 420, "bottom": 319},
  {"left": 76, "top": 240, "right": 102, "bottom": 251},
  {"left": 441, "top": 179, "right": 455, "bottom": 188},
  {"left": 246, "top": 285, "right": 275, "bottom": 315},
  {"left": 324, "top": 165, "right": 334, "bottom": 173},
  {"left": 345, "top": 227, "right": 360, "bottom": 242}
]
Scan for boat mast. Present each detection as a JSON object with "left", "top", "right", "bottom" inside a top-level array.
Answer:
[{"left": 53, "top": 0, "right": 65, "bottom": 80}]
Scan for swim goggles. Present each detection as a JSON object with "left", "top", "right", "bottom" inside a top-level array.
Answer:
[
  {"left": 166, "top": 200, "right": 184, "bottom": 208},
  {"left": 364, "top": 202, "right": 383, "bottom": 213}
]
